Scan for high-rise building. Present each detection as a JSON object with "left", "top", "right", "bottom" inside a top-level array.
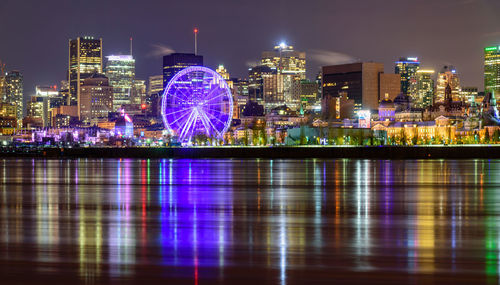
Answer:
[
  {"left": 163, "top": 53, "right": 203, "bottom": 88},
  {"left": 131, "top": 79, "right": 146, "bottom": 105},
  {"left": 292, "top": 80, "right": 320, "bottom": 111},
  {"left": 435, "top": 66, "right": 460, "bottom": 102},
  {"left": 68, "top": 37, "right": 103, "bottom": 109},
  {"left": 414, "top": 70, "right": 435, "bottom": 107},
  {"left": 0, "top": 61, "right": 6, "bottom": 102},
  {"left": 216, "top": 65, "right": 230, "bottom": 80},
  {"left": 105, "top": 55, "right": 135, "bottom": 110},
  {"left": 26, "top": 86, "right": 64, "bottom": 127},
  {"left": 460, "top": 87, "right": 479, "bottom": 105},
  {"left": 248, "top": 65, "right": 274, "bottom": 104},
  {"left": 148, "top": 75, "right": 164, "bottom": 97},
  {"left": 322, "top": 62, "right": 399, "bottom": 114},
  {"left": 4, "top": 71, "right": 23, "bottom": 123},
  {"left": 261, "top": 43, "right": 306, "bottom": 110},
  {"left": 261, "top": 43, "right": 306, "bottom": 78},
  {"left": 79, "top": 74, "right": 113, "bottom": 123},
  {"left": 484, "top": 46, "right": 500, "bottom": 102},
  {"left": 395, "top": 57, "right": 420, "bottom": 96}
]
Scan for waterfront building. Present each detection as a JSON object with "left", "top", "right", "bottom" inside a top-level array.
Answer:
[
  {"left": 4, "top": 70, "right": 23, "bottom": 124},
  {"left": 105, "top": 55, "right": 135, "bottom": 110},
  {"left": 485, "top": 46, "right": 500, "bottom": 103},
  {"left": 413, "top": 70, "right": 435, "bottom": 107},
  {"left": 322, "top": 62, "right": 400, "bottom": 114},
  {"left": 435, "top": 66, "right": 461, "bottom": 102},
  {"left": 79, "top": 74, "right": 113, "bottom": 123},
  {"left": 395, "top": 57, "right": 420, "bottom": 96},
  {"left": 162, "top": 53, "right": 203, "bottom": 88},
  {"left": 372, "top": 115, "right": 457, "bottom": 144},
  {"left": 68, "top": 37, "right": 103, "bottom": 107}
]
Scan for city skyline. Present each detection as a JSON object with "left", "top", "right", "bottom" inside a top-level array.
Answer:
[{"left": 2, "top": 0, "right": 500, "bottom": 99}]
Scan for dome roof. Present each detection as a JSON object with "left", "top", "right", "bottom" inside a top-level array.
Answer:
[
  {"left": 379, "top": 98, "right": 394, "bottom": 108},
  {"left": 394, "top": 93, "right": 411, "bottom": 104}
]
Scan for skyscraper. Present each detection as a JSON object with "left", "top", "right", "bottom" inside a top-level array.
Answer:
[
  {"left": 0, "top": 61, "right": 6, "bottom": 102},
  {"left": 79, "top": 74, "right": 113, "bottom": 123},
  {"left": 148, "top": 75, "right": 164, "bottom": 97},
  {"left": 162, "top": 53, "right": 203, "bottom": 88},
  {"left": 322, "top": 62, "right": 399, "bottom": 112},
  {"left": 248, "top": 65, "right": 274, "bottom": 104},
  {"left": 131, "top": 79, "right": 146, "bottom": 105},
  {"left": 395, "top": 57, "right": 420, "bottom": 96},
  {"left": 261, "top": 43, "right": 306, "bottom": 110},
  {"left": 435, "top": 66, "right": 460, "bottom": 102},
  {"left": 105, "top": 55, "right": 135, "bottom": 110},
  {"left": 4, "top": 71, "right": 23, "bottom": 123},
  {"left": 414, "top": 70, "right": 435, "bottom": 107},
  {"left": 484, "top": 46, "right": 500, "bottom": 102},
  {"left": 68, "top": 37, "right": 103, "bottom": 109}
]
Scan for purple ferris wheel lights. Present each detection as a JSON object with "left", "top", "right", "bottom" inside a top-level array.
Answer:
[{"left": 161, "top": 66, "right": 233, "bottom": 143}]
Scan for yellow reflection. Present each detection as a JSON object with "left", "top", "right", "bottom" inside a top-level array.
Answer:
[{"left": 416, "top": 161, "right": 435, "bottom": 273}]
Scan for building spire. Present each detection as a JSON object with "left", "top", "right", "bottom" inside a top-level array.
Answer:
[
  {"left": 130, "top": 37, "right": 133, "bottom": 56},
  {"left": 194, "top": 28, "right": 198, "bottom": 55}
]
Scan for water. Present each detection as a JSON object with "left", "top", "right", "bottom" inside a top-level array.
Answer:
[{"left": 0, "top": 158, "right": 500, "bottom": 284}]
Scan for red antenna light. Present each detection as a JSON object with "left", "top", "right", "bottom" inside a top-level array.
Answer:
[{"left": 194, "top": 28, "right": 198, "bottom": 34}]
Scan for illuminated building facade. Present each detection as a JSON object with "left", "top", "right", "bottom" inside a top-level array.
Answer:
[
  {"left": 148, "top": 75, "right": 163, "bottom": 97},
  {"left": 484, "top": 46, "right": 500, "bottom": 102},
  {"left": 105, "top": 55, "right": 135, "bottom": 110},
  {"left": 162, "top": 53, "right": 203, "bottom": 88},
  {"left": 435, "top": 66, "right": 460, "bottom": 102},
  {"left": 4, "top": 70, "right": 23, "bottom": 123},
  {"left": 0, "top": 62, "right": 5, "bottom": 102},
  {"left": 395, "top": 57, "right": 420, "bottom": 96},
  {"left": 216, "top": 64, "right": 230, "bottom": 80},
  {"left": 460, "top": 87, "right": 478, "bottom": 106},
  {"left": 292, "top": 80, "right": 320, "bottom": 111},
  {"left": 248, "top": 65, "right": 274, "bottom": 103},
  {"left": 26, "top": 86, "right": 63, "bottom": 127},
  {"left": 322, "top": 62, "right": 398, "bottom": 114},
  {"left": 261, "top": 43, "right": 306, "bottom": 110},
  {"left": 68, "top": 37, "right": 103, "bottom": 107},
  {"left": 79, "top": 74, "right": 113, "bottom": 123},
  {"left": 131, "top": 79, "right": 146, "bottom": 105},
  {"left": 413, "top": 70, "right": 435, "bottom": 108}
]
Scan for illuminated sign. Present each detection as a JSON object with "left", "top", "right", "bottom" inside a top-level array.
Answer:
[
  {"left": 485, "top": 47, "right": 498, "bottom": 51},
  {"left": 358, "top": 110, "right": 371, "bottom": 128}
]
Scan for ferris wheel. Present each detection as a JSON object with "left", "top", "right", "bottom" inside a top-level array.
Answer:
[{"left": 161, "top": 66, "right": 233, "bottom": 143}]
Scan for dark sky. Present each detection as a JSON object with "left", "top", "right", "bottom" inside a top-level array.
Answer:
[{"left": 1, "top": 0, "right": 500, "bottom": 99}]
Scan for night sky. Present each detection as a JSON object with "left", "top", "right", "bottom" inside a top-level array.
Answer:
[{"left": 1, "top": 0, "right": 500, "bottom": 100}]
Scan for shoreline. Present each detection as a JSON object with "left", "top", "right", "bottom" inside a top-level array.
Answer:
[{"left": 1, "top": 145, "right": 500, "bottom": 159}]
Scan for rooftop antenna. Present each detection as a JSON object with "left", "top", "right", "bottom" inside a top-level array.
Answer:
[
  {"left": 194, "top": 28, "right": 198, "bottom": 55},
  {"left": 130, "top": 37, "right": 133, "bottom": 56}
]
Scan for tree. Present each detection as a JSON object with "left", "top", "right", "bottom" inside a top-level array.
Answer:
[
  {"left": 299, "top": 126, "right": 307, "bottom": 145},
  {"left": 493, "top": 129, "right": 500, "bottom": 143},
  {"left": 484, "top": 129, "right": 490, "bottom": 143}
]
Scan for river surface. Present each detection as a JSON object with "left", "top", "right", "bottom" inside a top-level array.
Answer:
[{"left": 0, "top": 158, "right": 500, "bottom": 284}]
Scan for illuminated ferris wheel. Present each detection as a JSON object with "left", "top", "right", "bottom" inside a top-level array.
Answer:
[{"left": 161, "top": 66, "right": 233, "bottom": 143}]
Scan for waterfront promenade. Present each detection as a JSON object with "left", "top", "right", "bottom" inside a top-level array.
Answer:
[{"left": 2, "top": 145, "right": 500, "bottom": 159}]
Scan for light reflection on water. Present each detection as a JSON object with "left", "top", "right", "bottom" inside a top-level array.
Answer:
[{"left": 0, "top": 158, "right": 500, "bottom": 284}]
